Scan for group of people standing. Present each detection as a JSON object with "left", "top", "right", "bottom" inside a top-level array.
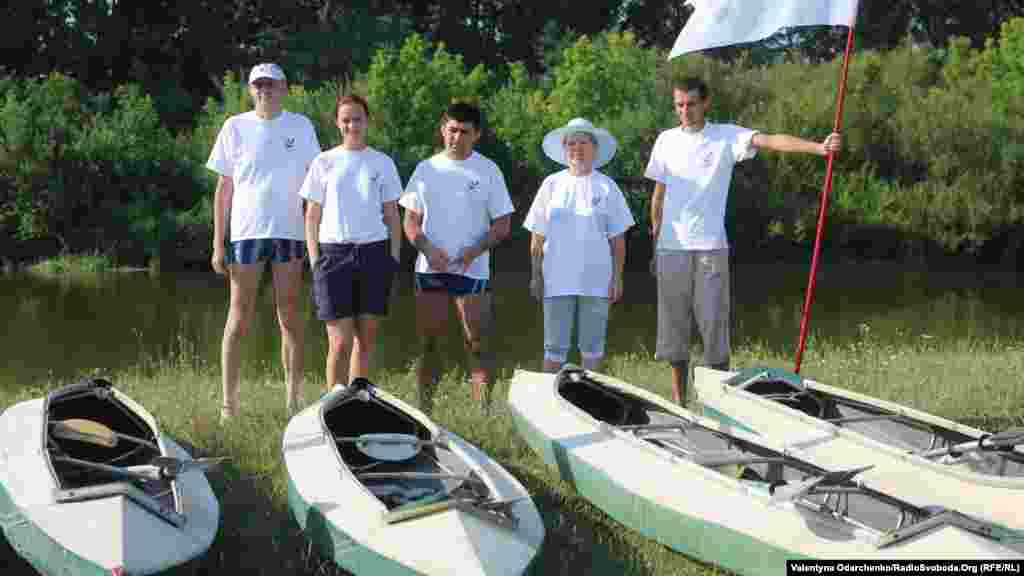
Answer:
[{"left": 206, "top": 63, "right": 841, "bottom": 421}]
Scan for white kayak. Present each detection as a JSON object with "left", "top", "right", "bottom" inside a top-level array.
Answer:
[
  {"left": 282, "top": 378, "right": 545, "bottom": 576},
  {"left": 0, "top": 378, "right": 220, "bottom": 575},
  {"left": 508, "top": 367, "right": 1023, "bottom": 576},
  {"left": 694, "top": 365, "right": 1024, "bottom": 542}
]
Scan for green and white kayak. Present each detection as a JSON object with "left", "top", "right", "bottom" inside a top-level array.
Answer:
[
  {"left": 694, "top": 366, "right": 1024, "bottom": 542},
  {"left": 282, "top": 378, "right": 544, "bottom": 576},
  {"left": 509, "top": 367, "right": 1023, "bottom": 576},
  {"left": 0, "top": 378, "right": 220, "bottom": 575}
]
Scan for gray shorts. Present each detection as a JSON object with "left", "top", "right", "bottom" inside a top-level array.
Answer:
[{"left": 655, "top": 249, "right": 730, "bottom": 366}]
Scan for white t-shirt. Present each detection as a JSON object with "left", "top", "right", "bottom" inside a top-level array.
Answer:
[
  {"left": 206, "top": 110, "right": 321, "bottom": 241},
  {"left": 644, "top": 123, "right": 758, "bottom": 251},
  {"left": 399, "top": 152, "right": 514, "bottom": 280},
  {"left": 523, "top": 170, "right": 635, "bottom": 298},
  {"left": 299, "top": 146, "right": 402, "bottom": 244}
]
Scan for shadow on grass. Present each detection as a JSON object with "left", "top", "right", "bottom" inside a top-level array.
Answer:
[
  {"left": 163, "top": 457, "right": 354, "bottom": 576},
  {"left": 502, "top": 462, "right": 657, "bottom": 576}
]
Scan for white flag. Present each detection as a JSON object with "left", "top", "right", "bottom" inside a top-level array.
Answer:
[{"left": 669, "top": 0, "right": 859, "bottom": 59}]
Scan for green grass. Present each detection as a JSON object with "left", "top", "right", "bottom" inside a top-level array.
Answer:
[
  {"left": 27, "top": 252, "right": 114, "bottom": 275},
  {"left": 2, "top": 336, "right": 1023, "bottom": 575}
]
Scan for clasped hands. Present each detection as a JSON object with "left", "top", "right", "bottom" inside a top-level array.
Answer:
[{"left": 425, "top": 245, "right": 481, "bottom": 273}]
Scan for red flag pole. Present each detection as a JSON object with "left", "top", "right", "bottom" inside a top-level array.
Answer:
[{"left": 793, "top": 23, "right": 857, "bottom": 374}]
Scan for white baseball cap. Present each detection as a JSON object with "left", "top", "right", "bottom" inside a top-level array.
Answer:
[{"left": 248, "top": 63, "right": 286, "bottom": 84}]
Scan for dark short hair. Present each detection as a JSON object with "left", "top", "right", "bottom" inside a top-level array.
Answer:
[
  {"left": 672, "top": 77, "right": 709, "bottom": 100},
  {"left": 336, "top": 93, "right": 370, "bottom": 118},
  {"left": 442, "top": 101, "right": 483, "bottom": 130}
]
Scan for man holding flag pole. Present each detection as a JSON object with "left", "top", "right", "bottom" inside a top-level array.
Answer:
[{"left": 648, "top": 0, "right": 858, "bottom": 405}]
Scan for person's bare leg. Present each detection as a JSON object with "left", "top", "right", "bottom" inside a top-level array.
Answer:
[
  {"left": 670, "top": 360, "right": 689, "bottom": 406},
  {"left": 456, "top": 292, "right": 493, "bottom": 403},
  {"left": 221, "top": 263, "right": 262, "bottom": 420},
  {"left": 415, "top": 290, "right": 449, "bottom": 412},
  {"left": 325, "top": 318, "right": 355, "bottom": 392},
  {"left": 542, "top": 359, "right": 562, "bottom": 373},
  {"left": 350, "top": 316, "right": 380, "bottom": 381},
  {"left": 272, "top": 259, "right": 305, "bottom": 410}
]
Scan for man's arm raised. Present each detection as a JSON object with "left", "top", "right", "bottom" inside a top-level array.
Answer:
[{"left": 752, "top": 132, "right": 842, "bottom": 156}]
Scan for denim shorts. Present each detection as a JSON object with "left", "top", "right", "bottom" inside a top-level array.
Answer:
[
  {"left": 225, "top": 238, "right": 305, "bottom": 265},
  {"left": 312, "top": 240, "right": 397, "bottom": 321},
  {"left": 414, "top": 273, "right": 489, "bottom": 296},
  {"left": 542, "top": 295, "right": 611, "bottom": 363}
]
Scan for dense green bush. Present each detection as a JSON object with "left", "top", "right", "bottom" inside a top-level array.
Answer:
[
  {"left": 0, "top": 73, "right": 87, "bottom": 240},
  {"left": 365, "top": 34, "right": 490, "bottom": 178},
  {"left": 4, "top": 20, "right": 1024, "bottom": 266},
  {"left": 1, "top": 75, "right": 202, "bottom": 261}
]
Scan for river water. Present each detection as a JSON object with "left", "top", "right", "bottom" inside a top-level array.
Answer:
[{"left": 2, "top": 260, "right": 1022, "bottom": 390}]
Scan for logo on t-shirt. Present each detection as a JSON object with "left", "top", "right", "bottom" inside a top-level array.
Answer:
[
  {"left": 467, "top": 180, "right": 481, "bottom": 194},
  {"left": 699, "top": 148, "right": 716, "bottom": 168},
  {"left": 284, "top": 137, "right": 296, "bottom": 151}
]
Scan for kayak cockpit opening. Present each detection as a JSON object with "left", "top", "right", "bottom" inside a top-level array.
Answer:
[
  {"left": 324, "top": 381, "right": 492, "bottom": 513},
  {"left": 44, "top": 378, "right": 178, "bottom": 519},
  {"left": 725, "top": 368, "right": 831, "bottom": 419}
]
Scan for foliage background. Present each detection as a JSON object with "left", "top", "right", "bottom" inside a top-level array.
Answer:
[{"left": 2, "top": 8, "right": 1024, "bottom": 268}]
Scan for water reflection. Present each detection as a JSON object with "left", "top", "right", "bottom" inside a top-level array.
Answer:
[{"left": 2, "top": 262, "right": 1022, "bottom": 390}]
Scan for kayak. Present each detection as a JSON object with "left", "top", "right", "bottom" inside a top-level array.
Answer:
[
  {"left": 694, "top": 365, "right": 1024, "bottom": 540},
  {"left": 0, "top": 377, "right": 221, "bottom": 575},
  {"left": 508, "top": 367, "right": 1022, "bottom": 576},
  {"left": 282, "top": 378, "right": 545, "bottom": 575}
]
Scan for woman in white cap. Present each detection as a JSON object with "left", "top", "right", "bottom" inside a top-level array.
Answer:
[{"left": 523, "top": 118, "right": 635, "bottom": 372}]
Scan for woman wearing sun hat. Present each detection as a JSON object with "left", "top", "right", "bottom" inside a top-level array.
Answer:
[{"left": 523, "top": 118, "right": 636, "bottom": 372}]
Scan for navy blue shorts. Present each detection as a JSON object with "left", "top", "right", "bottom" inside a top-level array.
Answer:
[
  {"left": 313, "top": 240, "right": 397, "bottom": 321},
  {"left": 414, "top": 273, "right": 489, "bottom": 296},
  {"left": 225, "top": 238, "right": 305, "bottom": 265}
]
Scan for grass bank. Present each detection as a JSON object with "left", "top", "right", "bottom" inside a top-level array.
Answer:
[
  {"left": 2, "top": 338, "right": 1023, "bottom": 575},
  {"left": 26, "top": 252, "right": 114, "bottom": 275}
]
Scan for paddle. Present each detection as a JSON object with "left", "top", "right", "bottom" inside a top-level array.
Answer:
[
  {"left": 769, "top": 465, "right": 874, "bottom": 504},
  {"left": 918, "top": 427, "right": 1024, "bottom": 460},
  {"left": 53, "top": 456, "right": 165, "bottom": 483},
  {"left": 50, "top": 419, "right": 160, "bottom": 451},
  {"left": 50, "top": 419, "right": 228, "bottom": 479},
  {"left": 149, "top": 456, "right": 230, "bottom": 477},
  {"left": 356, "top": 471, "right": 488, "bottom": 489},
  {"left": 56, "top": 455, "right": 228, "bottom": 482},
  {"left": 383, "top": 494, "right": 527, "bottom": 529}
]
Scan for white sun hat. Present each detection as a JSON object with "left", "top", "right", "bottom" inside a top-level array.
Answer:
[
  {"left": 248, "top": 63, "right": 286, "bottom": 84},
  {"left": 542, "top": 117, "right": 618, "bottom": 169}
]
